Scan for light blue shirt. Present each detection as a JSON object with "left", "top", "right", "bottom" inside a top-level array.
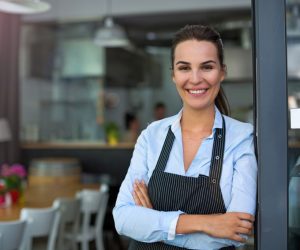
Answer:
[{"left": 113, "top": 107, "right": 257, "bottom": 250}]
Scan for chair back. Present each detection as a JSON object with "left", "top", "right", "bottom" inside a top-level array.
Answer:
[
  {"left": 95, "top": 186, "right": 109, "bottom": 234},
  {"left": 53, "top": 197, "right": 81, "bottom": 250},
  {"left": 20, "top": 207, "right": 60, "bottom": 250},
  {"left": 76, "top": 189, "right": 102, "bottom": 213},
  {"left": 0, "top": 220, "right": 26, "bottom": 250},
  {"left": 75, "top": 185, "right": 109, "bottom": 250}
]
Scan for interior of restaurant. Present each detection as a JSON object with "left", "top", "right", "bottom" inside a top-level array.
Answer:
[
  {"left": 19, "top": 0, "right": 255, "bottom": 182},
  {"left": 0, "top": 0, "right": 300, "bottom": 249}
]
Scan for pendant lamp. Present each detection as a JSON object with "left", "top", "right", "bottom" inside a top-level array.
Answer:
[
  {"left": 0, "top": 0, "right": 50, "bottom": 14},
  {"left": 94, "top": 0, "right": 130, "bottom": 47}
]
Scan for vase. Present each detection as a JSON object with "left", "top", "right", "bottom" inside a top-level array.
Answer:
[{"left": 0, "top": 192, "right": 12, "bottom": 208}]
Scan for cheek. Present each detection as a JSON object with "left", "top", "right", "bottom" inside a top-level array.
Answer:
[
  {"left": 209, "top": 74, "right": 223, "bottom": 86},
  {"left": 173, "top": 74, "right": 186, "bottom": 86}
]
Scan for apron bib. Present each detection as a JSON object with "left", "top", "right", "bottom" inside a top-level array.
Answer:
[{"left": 129, "top": 116, "right": 235, "bottom": 250}]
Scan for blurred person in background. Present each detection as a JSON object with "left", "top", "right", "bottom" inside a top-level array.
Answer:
[
  {"left": 153, "top": 102, "right": 167, "bottom": 121},
  {"left": 123, "top": 112, "right": 140, "bottom": 143}
]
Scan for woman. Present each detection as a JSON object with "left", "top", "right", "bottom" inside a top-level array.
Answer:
[{"left": 113, "top": 25, "right": 257, "bottom": 250}]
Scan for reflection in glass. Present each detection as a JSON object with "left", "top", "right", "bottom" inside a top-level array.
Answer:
[{"left": 287, "top": 0, "right": 300, "bottom": 249}]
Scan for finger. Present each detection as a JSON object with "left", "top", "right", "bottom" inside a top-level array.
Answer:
[
  {"left": 132, "top": 190, "right": 142, "bottom": 206},
  {"left": 236, "top": 227, "right": 252, "bottom": 235},
  {"left": 136, "top": 181, "right": 152, "bottom": 208},
  {"left": 135, "top": 184, "right": 152, "bottom": 208},
  {"left": 136, "top": 181, "right": 148, "bottom": 195},
  {"left": 239, "top": 220, "right": 253, "bottom": 230},
  {"left": 137, "top": 182, "right": 150, "bottom": 202},
  {"left": 237, "top": 213, "right": 255, "bottom": 222},
  {"left": 134, "top": 189, "right": 149, "bottom": 207},
  {"left": 231, "top": 234, "right": 247, "bottom": 243},
  {"left": 134, "top": 186, "right": 149, "bottom": 207}
]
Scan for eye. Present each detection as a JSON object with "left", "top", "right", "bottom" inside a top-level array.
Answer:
[
  {"left": 201, "top": 64, "right": 214, "bottom": 71},
  {"left": 178, "top": 66, "right": 190, "bottom": 71}
]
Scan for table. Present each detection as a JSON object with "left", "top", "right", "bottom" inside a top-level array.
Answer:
[{"left": 0, "top": 183, "right": 99, "bottom": 221}]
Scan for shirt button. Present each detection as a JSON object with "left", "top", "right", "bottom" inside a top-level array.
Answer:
[
  {"left": 215, "top": 156, "right": 220, "bottom": 160},
  {"left": 218, "top": 134, "right": 222, "bottom": 139},
  {"left": 212, "top": 179, "right": 217, "bottom": 183}
]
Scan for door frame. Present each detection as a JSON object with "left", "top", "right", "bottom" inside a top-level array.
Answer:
[{"left": 253, "top": 0, "right": 288, "bottom": 249}]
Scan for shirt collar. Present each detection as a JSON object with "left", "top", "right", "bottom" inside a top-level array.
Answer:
[{"left": 168, "top": 106, "right": 223, "bottom": 135}]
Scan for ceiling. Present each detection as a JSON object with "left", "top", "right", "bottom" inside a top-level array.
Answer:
[
  {"left": 27, "top": 7, "right": 252, "bottom": 48},
  {"left": 114, "top": 8, "right": 252, "bottom": 47}
]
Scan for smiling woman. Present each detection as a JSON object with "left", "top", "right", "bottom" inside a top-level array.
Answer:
[
  {"left": 113, "top": 25, "right": 257, "bottom": 250},
  {"left": 172, "top": 40, "right": 225, "bottom": 117}
]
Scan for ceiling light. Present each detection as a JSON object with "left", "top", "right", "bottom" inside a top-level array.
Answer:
[
  {"left": 94, "top": 16, "right": 130, "bottom": 47},
  {"left": 94, "top": 0, "right": 130, "bottom": 48},
  {"left": 0, "top": 0, "right": 50, "bottom": 14}
]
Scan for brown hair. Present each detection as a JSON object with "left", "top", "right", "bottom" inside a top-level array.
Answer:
[{"left": 171, "top": 24, "right": 230, "bottom": 116}]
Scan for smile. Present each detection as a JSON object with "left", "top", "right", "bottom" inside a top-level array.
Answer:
[{"left": 188, "top": 89, "right": 208, "bottom": 94}]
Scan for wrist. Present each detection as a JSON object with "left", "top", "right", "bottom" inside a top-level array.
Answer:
[{"left": 176, "top": 214, "right": 206, "bottom": 234}]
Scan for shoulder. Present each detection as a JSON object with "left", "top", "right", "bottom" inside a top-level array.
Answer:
[
  {"left": 222, "top": 115, "right": 254, "bottom": 146},
  {"left": 138, "top": 115, "right": 177, "bottom": 143}
]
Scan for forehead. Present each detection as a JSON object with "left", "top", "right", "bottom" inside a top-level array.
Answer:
[{"left": 174, "top": 40, "right": 219, "bottom": 61}]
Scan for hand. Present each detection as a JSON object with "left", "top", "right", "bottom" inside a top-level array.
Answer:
[
  {"left": 202, "top": 212, "right": 254, "bottom": 242},
  {"left": 132, "top": 180, "right": 153, "bottom": 209}
]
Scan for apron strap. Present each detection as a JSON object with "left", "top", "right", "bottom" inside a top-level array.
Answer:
[
  {"left": 208, "top": 115, "right": 226, "bottom": 184},
  {"left": 154, "top": 126, "right": 175, "bottom": 172}
]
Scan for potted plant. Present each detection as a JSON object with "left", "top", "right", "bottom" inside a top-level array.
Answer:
[{"left": 0, "top": 164, "right": 26, "bottom": 207}]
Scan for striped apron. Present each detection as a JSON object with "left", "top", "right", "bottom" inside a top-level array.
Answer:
[{"left": 129, "top": 116, "right": 235, "bottom": 250}]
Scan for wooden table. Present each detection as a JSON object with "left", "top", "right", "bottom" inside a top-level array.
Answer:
[{"left": 0, "top": 183, "right": 99, "bottom": 221}]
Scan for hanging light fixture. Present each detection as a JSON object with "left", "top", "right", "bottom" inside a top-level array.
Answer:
[
  {"left": 94, "top": 0, "right": 130, "bottom": 47},
  {"left": 0, "top": 0, "right": 50, "bottom": 14}
]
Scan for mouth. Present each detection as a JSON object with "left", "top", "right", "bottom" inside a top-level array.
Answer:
[{"left": 187, "top": 88, "right": 208, "bottom": 95}]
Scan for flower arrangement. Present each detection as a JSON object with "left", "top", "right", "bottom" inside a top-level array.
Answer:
[{"left": 0, "top": 163, "right": 26, "bottom": 207}]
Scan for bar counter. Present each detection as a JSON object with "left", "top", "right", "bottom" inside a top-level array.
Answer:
[
  {"left": 21, "top": 142, "right": 135, "bottom": 149},
  {"left": 20, "top": 142, "right": 135, "bottom": 185}
]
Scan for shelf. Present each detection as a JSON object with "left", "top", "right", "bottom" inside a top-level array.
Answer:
[{"left": 21, "top": 142, "right": 135, "bottom": 150}]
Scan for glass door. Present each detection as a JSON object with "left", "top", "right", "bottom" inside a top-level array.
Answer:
[{"left": 287, "top": 1, "right": 300, "bottom": 249}]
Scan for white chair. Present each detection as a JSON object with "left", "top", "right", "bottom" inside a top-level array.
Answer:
[
  {"left": 20, "top": 207, "right": 60, "bottom": 250},
  {"left": 71, "top": 185, "right": 109, "bottom": 250},
  {"left": 0, "top": 220, "right": 26, "bottom": 250},
  {"left": 53, "top": 197, "right": 81, "bottom": 250}
]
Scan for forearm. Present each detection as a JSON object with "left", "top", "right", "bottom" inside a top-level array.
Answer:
[
  {"left": 166, "top": 231, "right": 242, "bottom": 250},
  {"left": 176, "top": 214, "right": 206, "bottom": 234},
  {"left": 113, "top": 203, "right": 182, "bottom": 242},
  {"left": 176, "top": 212, "right": 253, "bottom": 241},
  {"left": 167, "top": 213, "right": 251, "bottom": 249}
]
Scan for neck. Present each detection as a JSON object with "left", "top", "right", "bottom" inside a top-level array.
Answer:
[{"left": 181, "top": 105, "right": 215, "bottom": 133}]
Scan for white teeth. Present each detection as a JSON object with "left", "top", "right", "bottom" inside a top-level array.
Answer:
[{"left": 189, "top": 89, "right": 206, "bottom": 94}]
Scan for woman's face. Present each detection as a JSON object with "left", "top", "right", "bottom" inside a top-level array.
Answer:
[{"left": 172, "top": 39, "right": 225, "bottom": 112}]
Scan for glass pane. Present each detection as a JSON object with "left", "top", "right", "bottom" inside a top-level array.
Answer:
[
  {"left": 287, "top": 0, "right": 300, "bottom": 249},
  {"left": 19, "top": 23, "right": 106, "bottom": 143}
]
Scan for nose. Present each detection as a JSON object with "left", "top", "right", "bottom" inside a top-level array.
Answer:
[{"left": 190, "top": 70, "right": 203, "bottom": 84}]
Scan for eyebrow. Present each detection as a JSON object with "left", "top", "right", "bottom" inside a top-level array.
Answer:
[{"left": 175, "top": 60, "right": 217, "bottom": 65}]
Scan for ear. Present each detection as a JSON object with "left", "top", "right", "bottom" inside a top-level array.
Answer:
[
  {"left": 220, "top": 64, "right": 226, "bottom": 82},
  {"left": 171, "top": 70, "right": 175, "bottom": 84},
  {"left": 220, "top": 72, "right": 225, "bottom": 82}
]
